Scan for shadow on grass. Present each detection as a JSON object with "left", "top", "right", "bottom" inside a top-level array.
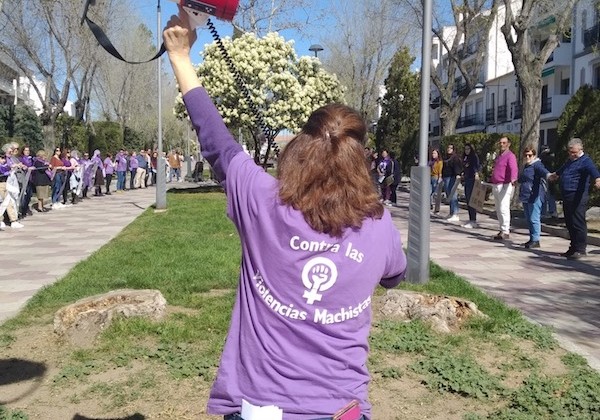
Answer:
[
  {"left": 0, "top": 358, "right": 47, "bottom": 404},
  {"left": 168, "top": 185, "right": 224, "bottom": 194}
]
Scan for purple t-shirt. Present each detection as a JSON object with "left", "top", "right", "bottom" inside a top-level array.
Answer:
[
  {"left": 490, "top": 150, "right": 518, "bottom": 184},
  {"left": 183, "top": 87, "right": 407, "bottom": 419},
  {"left": 129, "top": 156, "right": 139, "bottom": 170},
  {"left": 103, "top": 157, "right": 114, "bottom": 175}
]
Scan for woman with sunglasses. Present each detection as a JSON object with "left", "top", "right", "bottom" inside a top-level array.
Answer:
[{"left": 517, "top": 147, "right": 550, "bottom": 249}]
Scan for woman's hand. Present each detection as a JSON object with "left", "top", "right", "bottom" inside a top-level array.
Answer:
[
  {"left": 163, "top": 6, "right": 197, "bottom": 61},
  {"left": 163, "top": 6, "right": 202, "bottom": 95}
]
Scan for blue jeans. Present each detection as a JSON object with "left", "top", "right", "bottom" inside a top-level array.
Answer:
[
  {"left": 430, "top": 177, "right": 439, "bottom": 205},
  {"left": 170, "top": 167, "right": 181, "bottom": 182},
  {"left": 130, "top": 170, "right": 136, "bottom": 189},
  {"left": 52, "top": 172, "right": 64, "bottom": 203},
  {"left": 522, "top": 197, "right": 542, "bottom": 242},
  {"left": 116, "top": 171, "right": 126, "bottom": 190},
  {"left": 443, "top": 176, "right": 458, "bottom": 216},
  {"left": 464, "top": 178, "right": 476, "bottom": 222}
]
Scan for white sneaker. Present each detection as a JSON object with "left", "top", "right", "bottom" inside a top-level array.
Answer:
[
  {"left": 446, "top": 214, "right": 460, "bottom": 222},
  {"left": 0, "top": 221, "right": 5, "bottom": 230},
  {"left": 463, "top": 222, "right": 477, "bottom": 229},
  {"left": 10, "top": 221, "right": 24, "bottom": 229}
]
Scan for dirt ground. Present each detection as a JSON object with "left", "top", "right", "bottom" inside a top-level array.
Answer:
[{"left": 0, "top": 296, "right": 568, "bottom": 420}]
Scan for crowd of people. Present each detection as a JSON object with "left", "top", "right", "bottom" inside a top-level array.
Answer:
[
  {"left": 366, "top": 148, "right": 402, "bottom": 206},
  {"left": 424, "top": 136, "right": 600, "bottom": 260},
  {"left": 0, "top": 142, "right": 189, "bottom": 231}
]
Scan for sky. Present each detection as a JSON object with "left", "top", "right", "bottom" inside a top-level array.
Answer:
[{"left": 137, "top": 0, "right": 327, "bottom": 67}]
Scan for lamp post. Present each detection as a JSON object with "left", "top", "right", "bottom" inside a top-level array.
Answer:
[
  {"left": 155, "top": 0, "right": 167, "bottom": 211},
  {"left": 309, "top": 44, "right": 324, "bottom": 57},
  {"left": 406, "top": 0, "right": 433, "bottom": 284}
]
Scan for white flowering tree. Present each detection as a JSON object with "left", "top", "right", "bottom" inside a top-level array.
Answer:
[{"left": 174, "top": 32, "right": 344, "bottom": 167}]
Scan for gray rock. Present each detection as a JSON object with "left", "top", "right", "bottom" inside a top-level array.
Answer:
[
  {"left": 54, "top": 289, "right": 167, "bottom": 347},
  {"left": 586, "top": 207, "right": 600, "bottom": 220},
  {"left": 380, "top": 290, "right": 487, "bottom": 333}
]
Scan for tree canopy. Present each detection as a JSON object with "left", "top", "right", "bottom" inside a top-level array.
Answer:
[
  {"left": 174, "top": 32, "right": 344, "bottom": 165},
  {"left": 376, "top": 47, "right": 421, "bottom": 174}
]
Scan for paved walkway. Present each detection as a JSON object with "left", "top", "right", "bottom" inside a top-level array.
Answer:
[
  {"left": 390, "top": 189, "right": 600, "bottom": 371},
  {"left": 0, "top": 187, "right": 157, "bottom": 322},
  {"left": 1, "top": 183, "right": 599, "bottom": 372}
]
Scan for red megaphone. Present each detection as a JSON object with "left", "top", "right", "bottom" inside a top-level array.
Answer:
[{"left": 176, "top": 0, "right": 239, "bottom": 25}]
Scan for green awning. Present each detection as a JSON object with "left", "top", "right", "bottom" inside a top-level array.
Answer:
[
  {"left": 542, "top": 67, "right": 555, "bottom": 78},
  {"left": 537, "top": 16, "right": 556, "bottom": 29}
]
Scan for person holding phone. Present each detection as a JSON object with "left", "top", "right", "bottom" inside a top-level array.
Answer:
[{"left": 163, "top": 9, "right": 407, "bottom": 419}]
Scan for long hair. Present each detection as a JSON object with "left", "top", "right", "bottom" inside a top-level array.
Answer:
[{"left": 277, "top": 103, "right": 384, "bottom": 237}]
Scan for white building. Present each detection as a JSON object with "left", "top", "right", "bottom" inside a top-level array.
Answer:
[
  {"left": 0, "top": 51, "right": 74, "bottom": 116},
  {"left": 0, "top": 52, "right": 34, "bottom": 107},
  {"left": 430, "top": 0, "right": 598, "bottom": 149}
]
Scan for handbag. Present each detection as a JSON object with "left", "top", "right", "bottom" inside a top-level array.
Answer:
[{"left": 384, "top": 175, "right": 394, "bottom": 186}]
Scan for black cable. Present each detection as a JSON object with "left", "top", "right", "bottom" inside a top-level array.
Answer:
[{"left": 206, "top": 18, "right": 279, "bottom": 157}]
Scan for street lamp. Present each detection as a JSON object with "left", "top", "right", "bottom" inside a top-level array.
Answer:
[{"left": 309, "top": 44, "right": 324, "bottom": 57}]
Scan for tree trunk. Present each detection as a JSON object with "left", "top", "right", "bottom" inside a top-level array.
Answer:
[
  {"left": 42, "top": 124, "right": 56, "bottom": 151},
  {"left": 518, "top": 76, "right": 542, "bottom": 152},
  {"left": 440, "top": 104, "right": 462, "bottom": 137}
]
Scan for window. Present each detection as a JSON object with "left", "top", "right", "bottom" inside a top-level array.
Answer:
[
  {"left": 581, "top": 68, "right": 586, "bottom": 85},
  {"left": 595, "top": 66, "right": 600, "bottom": 88},
  {"left": 431, "top": 43, "right": 439, "bottom": 60},
  {"left": 561, "top": 78, "right": 570, "bottom": 94},
  {"left": 582, "top": 10, "right": 588, "bottom": 40}
]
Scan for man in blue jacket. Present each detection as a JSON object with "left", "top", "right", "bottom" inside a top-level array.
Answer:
[{"left": 550, "top": 138, "right": 600, "bottom": 260}]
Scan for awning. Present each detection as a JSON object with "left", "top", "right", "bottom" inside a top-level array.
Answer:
[{"left": 542, "top": 67, "right": 555, "bottom": 78}]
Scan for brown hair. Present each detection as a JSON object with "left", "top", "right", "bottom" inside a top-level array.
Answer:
[
  {"left": 523, "top": 146, "right": 536, "bottom": 156},
  {"left": 277, "top": 103, "right": 384, "bottom": 237}
]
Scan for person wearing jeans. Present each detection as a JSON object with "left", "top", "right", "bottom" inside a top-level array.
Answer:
[
  {"left": 518, "top": 147, "right": 550, "bottom": 249},
  {"left": 490, "top": 136, "right": 518, "bottom": 240},
  {"left": 115, "top": 149, "right": 127, "bottom": 192},
  {"left": 129, "top": 151, "right": 139, "bottom": 189},
  {"left": 442, "top": 144, "right": 462, "bottom": 222}
]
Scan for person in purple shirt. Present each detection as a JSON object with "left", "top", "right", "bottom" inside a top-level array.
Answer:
[
  {"left": 129, "top": 151, "right": 139, "bottom": 189},
  {"left": 0, "top": 151, "right": 25, "bottom": 229},
  {"left": 91, "top": 149, "right": 105, "bottom": 196},
  {"left": 163, "top": 11, "right": 407, "bottom": 420},
  {"left": 115, "top": 149, "right": 128, "bottom": 192},
  {"left": 18, "top": 145, "right": 35, "bottom": 218},
  {"left": 103, "top": 153, "right": 115, "bottom": 195},
  {"left": 550, "top": 138, "right": 600, "bottom": 260},
  {"left": 490, "top": 136, "right": 518, "bottom": 240}
]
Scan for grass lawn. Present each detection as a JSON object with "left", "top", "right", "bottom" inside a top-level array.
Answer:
[{"left": 1, "top": 191, "right": 599, "bottom": 419}]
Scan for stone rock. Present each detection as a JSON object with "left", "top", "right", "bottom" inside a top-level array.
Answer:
[
  {"left": 586, "top": 206, "right": 600, "bottom": 220},
  {"left": 379, "top": 290, "right": 487, "bottom": 333},
  {"left": 54, "top": 289, "right": 167, "bottom": 347}
]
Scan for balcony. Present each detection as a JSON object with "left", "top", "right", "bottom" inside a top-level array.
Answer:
[
  {"left": 456, "top": 113, "right": 484, "bottom": 129},
  {"left": 452, "top": 81, "right": 467, "bottom": 96},
  {"left": 512, "top": 102, "right": 522, "bottom": 120},
  {"left": 497, "top": 105, "right": 508, "bottom": 122},
  {"left": 541, "top": 97, "right": 552, "bottom": 114},
  {"left": 485, "top": 108, "right": 495, "bottom": 124},
  {"left": 583, "top": 23, "right": 600, "bottom": 49}
]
